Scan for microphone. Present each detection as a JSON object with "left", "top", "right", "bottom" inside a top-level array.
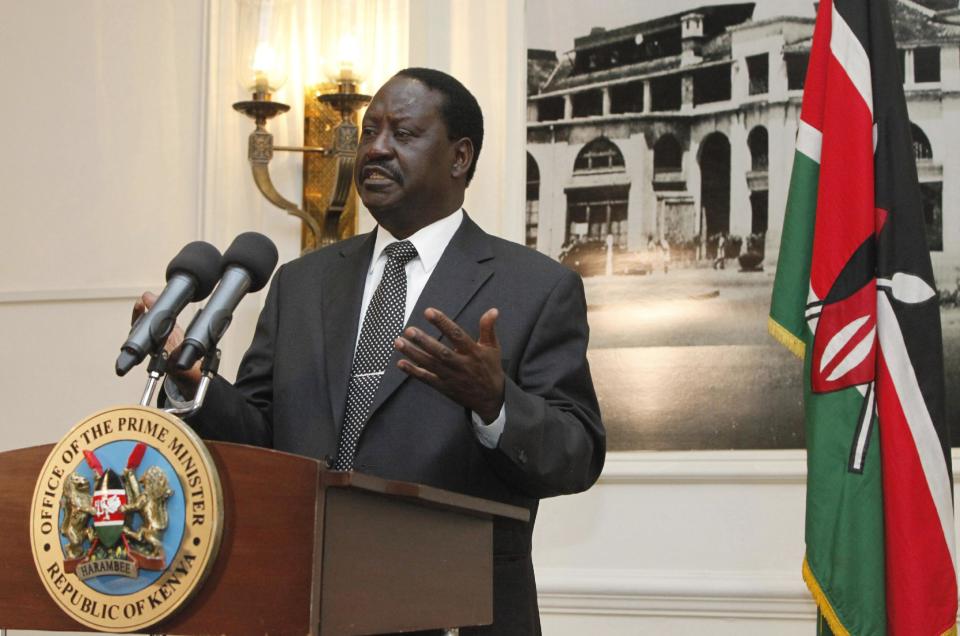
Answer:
[
  {"left": 116, "top": 241, "right": 222, "bottom": 376},
  {"left": 174, "top": 232, "right": 278, "bottom": 371}
]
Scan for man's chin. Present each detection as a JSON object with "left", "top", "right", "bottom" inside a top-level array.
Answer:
[{"left": 358, "top": 186, "right": 400, "bottom": 213}]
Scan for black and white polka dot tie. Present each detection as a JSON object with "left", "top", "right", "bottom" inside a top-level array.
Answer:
[{"left": 333, "top": 240, "right": 419, "bottom": 471}]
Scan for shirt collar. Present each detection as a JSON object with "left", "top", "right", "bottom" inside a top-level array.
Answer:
[{"left": 369, "top": 209, "right": 464, "bottom": 274}]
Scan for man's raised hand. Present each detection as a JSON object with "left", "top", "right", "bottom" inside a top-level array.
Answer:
[{"left": 394, "top": 307, "right": 505, "bottom": 423}]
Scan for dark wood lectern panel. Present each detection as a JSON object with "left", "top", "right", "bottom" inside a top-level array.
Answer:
[
  {"left": 0, "top": 445, "right": 80, "bottom": 631},
  {"left": 160, "top": 443, "right": 324, "bottom": 635},
  {"left": 320, "top": 487, "right": 492, "bottom": 635}
]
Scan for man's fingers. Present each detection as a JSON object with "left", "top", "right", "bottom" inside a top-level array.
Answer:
[
  {"left": 394, "top": 336, "right": 444, "bottom": 370},
  {"left": 132, "top": 291, "right": 158, "bottom": 325},
  {"left": 401, "top": 327, "right": 458, "bottom": 363},
  {"left": 396, "top": 358, "right": 441, "bottom": 385},
  {"left": 424, "top": 308, "right": 474, "bottom": 351},
  {"left": 478, "top": 308, "right": 500, "bottom": 348}
]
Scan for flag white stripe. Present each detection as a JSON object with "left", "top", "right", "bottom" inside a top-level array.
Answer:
[
  {"left": 830, "top": 3, "right": 874, "bottom": 118},
  {"left": 826, "top": 326, "right": 875, "bottom": 382},
  {"left": 797, "top": 120, "right": 822, "bottom": 164},
  {"left": 877, "top": 292, "right": 957, "bottom": 570},
  {"left": 851, "top": 381, "right": 875, "bottom": 472},
  {"left": 820, "top": 314, "right": 870, "bottom": 371}
]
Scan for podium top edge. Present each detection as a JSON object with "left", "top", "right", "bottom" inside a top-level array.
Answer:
[
  {"left": 323, "top": 470, "right": 530, "bottom": 522},
  {"left": 0, "top": 442, "right": 530, "bottom": 523}
]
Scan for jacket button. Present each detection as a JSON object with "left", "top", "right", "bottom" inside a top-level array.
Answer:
[{"left": 517, "top": 449, "right": 527, "bottom": 464}]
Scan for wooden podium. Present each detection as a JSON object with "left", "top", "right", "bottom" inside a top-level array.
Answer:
[{"left": 0, "top": 442, "right": 528, "bottom": 635}]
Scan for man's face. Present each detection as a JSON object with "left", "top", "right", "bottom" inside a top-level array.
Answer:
[{"left": 355, "top": 76, "right": 463, "bottom": 236}]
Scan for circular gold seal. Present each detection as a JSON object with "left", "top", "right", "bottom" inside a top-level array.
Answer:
[{"left": 29, "top": 406, "right": 223, "bottom": 632}]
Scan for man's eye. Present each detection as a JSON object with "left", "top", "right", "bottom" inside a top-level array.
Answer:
[
  {"left": 360, "top": 127, "right": 376, "bottom": 137},
  {"left": 395, "top": 129, "right": 411, "bottom": 140}
]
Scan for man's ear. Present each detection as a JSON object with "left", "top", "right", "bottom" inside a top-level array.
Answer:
[{"left": 451, "top": 138, "right": 474, "bottom": 180}]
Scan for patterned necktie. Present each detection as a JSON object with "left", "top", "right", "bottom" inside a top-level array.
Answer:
[{"left": 333, "top": 240, "right": 419, "bottom": 470}]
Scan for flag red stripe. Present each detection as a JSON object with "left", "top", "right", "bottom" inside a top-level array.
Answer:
[
  {"left": 877, "top": 353, "right": 958, "bottom": 634},
  {"left": 811, "top": 52, "right": 875, "bottom": 300},
  {"left": 800, "top": 0, "right": 832, "bottom": 133}
]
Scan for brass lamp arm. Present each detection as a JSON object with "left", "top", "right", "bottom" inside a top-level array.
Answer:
[
  {"left": 247, "top": 127, "right": 323, "bottom": 249},
  {"left": 232, "top": 85, "right": 371, "bottom": 251},
  {"left": 273, "top": 145, "right": 330, "bottom": 154},
  {"left": 250, "top": 163, "right": 323, "bottom": 241}
]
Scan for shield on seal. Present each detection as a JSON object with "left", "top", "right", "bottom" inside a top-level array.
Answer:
[{"left": 93, "top": 469, "right": 127, "bottom": 547}]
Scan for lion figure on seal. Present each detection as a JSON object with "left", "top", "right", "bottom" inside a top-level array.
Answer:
[
  {"left": 60, "top": 471, "right": 96, "bottom": 560},
  {"left": 122, "top": 465, "right": 173, "bottom": 558}
]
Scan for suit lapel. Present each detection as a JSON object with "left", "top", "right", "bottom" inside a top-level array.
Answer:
[
  {"left": 322, "top": 233, "right": 375, "bottom": 433},
  {"left": 367, "top": 214, "right": 495, "bottom": 417}
]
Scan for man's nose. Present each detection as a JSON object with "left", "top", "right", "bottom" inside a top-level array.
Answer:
[{"left": 363, "top": 129, "right": 393, "bottom": 159}]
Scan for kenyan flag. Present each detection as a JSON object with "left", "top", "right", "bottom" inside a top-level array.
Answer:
[{"left": 769, "top": 0, "right": 956, "bottom": 634}]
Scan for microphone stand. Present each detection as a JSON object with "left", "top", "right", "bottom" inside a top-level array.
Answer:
[
  {"left": 138, "top": 349, "right": 221, "bottom": 418},
  {"left": 138, "top": 352, "right": 169, "bottom": 407}
]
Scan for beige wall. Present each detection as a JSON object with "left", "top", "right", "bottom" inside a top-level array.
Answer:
[{"left": 0, "top": 1, "right": 209, "bottom": 453}]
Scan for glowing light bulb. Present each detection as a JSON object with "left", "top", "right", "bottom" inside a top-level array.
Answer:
[
  {"left": 337, "top": 33, "right": 360, "bottom": 80},
  {"left": 235, "top": 0, "right": 290, "bottom": 95},
  {"left": 323, "top": 32, "right": 365, "bottom": 84},
  {"left": 252, "top": 42, "right": 277, "bottom": 92}
]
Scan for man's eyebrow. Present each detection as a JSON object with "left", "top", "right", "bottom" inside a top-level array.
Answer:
[{"left": 387, "top": 114, "right": 425, "bottom": 131}]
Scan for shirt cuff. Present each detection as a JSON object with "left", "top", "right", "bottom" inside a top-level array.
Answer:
[
  {"left": 162, "top": 376, "right": 193, "bottom": 409},
  {"left": 471, "top": 403, "right": 506, "bottom": 449}
]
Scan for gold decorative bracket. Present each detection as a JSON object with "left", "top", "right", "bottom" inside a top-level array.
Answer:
[
  {"left": 246, "top": 124, "right": 325, "bottom": 246},
  {"left": 234, "top": 85, "right": 370, "bottom": 253}
]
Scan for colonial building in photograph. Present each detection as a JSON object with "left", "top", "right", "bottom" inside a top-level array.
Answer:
[{"left": 526, "top": 0, "right": 960, "bottom": 285}]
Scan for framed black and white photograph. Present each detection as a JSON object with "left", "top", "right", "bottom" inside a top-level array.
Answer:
[{"left": 525, "top": 0, "right": 960, "bottom": 451}]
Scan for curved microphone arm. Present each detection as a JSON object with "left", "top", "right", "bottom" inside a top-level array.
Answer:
[
  {"left": 137, "top": 349, "right": 218, "bottom": 419},
  {"left": 162, "top": 350, "right": 222, "bottom": 419}
]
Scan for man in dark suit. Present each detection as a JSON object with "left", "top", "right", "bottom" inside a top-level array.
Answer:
[{"left": 142, "top": 68, "right": 604, "bottom": 634}]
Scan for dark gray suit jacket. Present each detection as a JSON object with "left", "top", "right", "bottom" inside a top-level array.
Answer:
[{"left": 185, "top": 214, "right": 605, "bottom": 634}]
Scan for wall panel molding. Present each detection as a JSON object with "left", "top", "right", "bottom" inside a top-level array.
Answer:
[
  {"left": 0, "top": 287, "right": 149, "bottom": 305},
  {"left": 537, "top": 567, "right": 813, "bottom": 619},
  {"left": 602, "top": 448, "right": 960, "bottom": 484},
  {"left": 600, "top": 450, "right": 806, "bottom": 484}
]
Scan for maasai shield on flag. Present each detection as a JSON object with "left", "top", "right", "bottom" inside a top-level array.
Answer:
[
  {"left": 769, "top": 0, "right": 955, "bottom": 634},
  {"left": 92, "top": 469, "right": 127, "bottom": 548}
]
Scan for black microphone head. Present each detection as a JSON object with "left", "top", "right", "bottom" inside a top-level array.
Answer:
[
  {"left": 166, "top": 241, "right": 222, "bottom": 301},
  {"left": 221, "top": 232, "right": 279, "bottom": 292}
]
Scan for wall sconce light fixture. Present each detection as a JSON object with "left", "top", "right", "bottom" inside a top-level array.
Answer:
[{"left": 232, "top": 0, "right": 371, "bottom": 251}]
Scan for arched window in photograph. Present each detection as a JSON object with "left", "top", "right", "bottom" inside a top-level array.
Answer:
[
  {"left": 911, "top": 123, "right": 933, "bottom": 160},
  {"left": 747, "top": 126, "right": 768, "bottom": 171},
  {"left": 698, "top": 132, "right": 731, "bottom": 246},
  {"left": 567, "top": 138, "right": 629, "bottom": 252},
  {"left": 911, "top": 123, "right": 942, "bottom": 251},
  {"left": 653, "top": 134, "right": 682, "bottom": 175},
  {"left": 747, "top": 126, "right": 769, "bottom": 239},
  {"left": 574, "top": 137, "right": 625, "bottom": 172},
  {"left": 526, "top": 153, "right": 541, "bottom": 249}
]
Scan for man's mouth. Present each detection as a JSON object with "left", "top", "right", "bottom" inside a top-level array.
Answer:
[{"left": 360, "top": 165, "right": 400, "bottom": 184}]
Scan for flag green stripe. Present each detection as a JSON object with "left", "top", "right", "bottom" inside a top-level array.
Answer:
[
  {"left": 804, "top": 355, "right": 886, "bottom": 636},
  {"left": 769, "top": 150, "right": 820, "bottom": 353}
]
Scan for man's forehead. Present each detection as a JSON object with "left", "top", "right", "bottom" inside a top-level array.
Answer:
[{"left": 366, "top": 76, "right": 443, "bottom": 120}]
